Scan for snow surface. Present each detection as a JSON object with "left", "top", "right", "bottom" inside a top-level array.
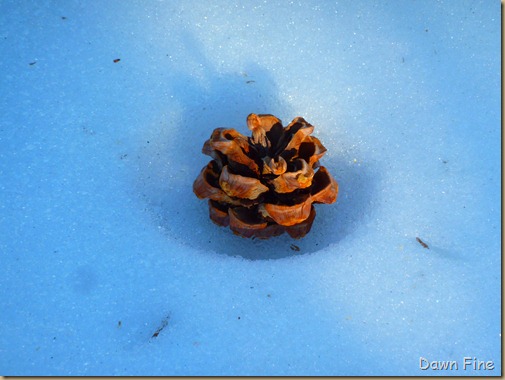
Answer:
[{"left": 0, "top": 0, "right": 501, "bottom": 376}]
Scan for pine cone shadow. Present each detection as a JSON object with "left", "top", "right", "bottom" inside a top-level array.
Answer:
[{"left": 134, "top": 35, "right": 377, "bottom": 259}]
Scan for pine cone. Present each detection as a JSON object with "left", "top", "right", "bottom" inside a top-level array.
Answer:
[{"left": 193, "top": 113, "right": 338, "bottom": 239}]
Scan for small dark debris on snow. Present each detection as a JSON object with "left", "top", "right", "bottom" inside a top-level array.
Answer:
[
  {"left": 82, "top": 126, "right": 95, "bottom": 135},
  {"left": 151, "top": 316, "right": 169, "bottom": 338},
  {"left": 117, "top": 320, "right": 122, "bottom": 328},
  {"left": 416, "top": 237, "right": 429, "bottom": 249},
  {"left": 29, "top": 61, "right": 37, "bottom": 66},
  {"left": 113, "top": 58, "right": 121, "bottom": 63},
  {"left": 246, "top": 80, "right": 256, "bottom": 84},
  {"left": 61, "top": 16, "right": 67, "bottom": 20},
  {"left": 120, "top": 154, "right": 128, "bottom": 160},
  {"left": 290, "top": 244, "right": 300, "bottom": 252}
]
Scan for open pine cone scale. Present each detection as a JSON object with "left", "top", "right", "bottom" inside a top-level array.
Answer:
[{"left": 193, "top": 114, "right": 338, "bottom": 239}]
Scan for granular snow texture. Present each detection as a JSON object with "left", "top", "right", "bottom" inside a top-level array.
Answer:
[{"left": 0, "top": 0, "right": 500, "bottom": 376}]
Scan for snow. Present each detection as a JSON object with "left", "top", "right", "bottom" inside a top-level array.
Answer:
[{"left": 0, "top": 0, "right": 500, "bottom": 376}]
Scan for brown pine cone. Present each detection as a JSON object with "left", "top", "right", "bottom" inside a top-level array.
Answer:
[{"left": 193, "top": 113, "right": 338, "bottom": 239}]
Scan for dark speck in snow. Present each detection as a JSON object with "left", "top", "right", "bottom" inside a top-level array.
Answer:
[
  {"left": 151, "top": 315, "right": 170, "bottom": 339},
  {"left": 82, "top": 126, "right": 95, "bottom": 135},
  {"left": 416, "top": 237, "right": 429, "bottom": 249}
]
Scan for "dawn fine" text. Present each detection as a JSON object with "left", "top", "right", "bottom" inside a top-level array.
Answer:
[{"left": 419, "top": 357, "right": 495, "bottom": 371}]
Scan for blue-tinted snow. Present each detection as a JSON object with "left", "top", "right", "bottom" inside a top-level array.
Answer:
[{"left": 0, "top": 0, "right": 500, "bottom": 376}]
